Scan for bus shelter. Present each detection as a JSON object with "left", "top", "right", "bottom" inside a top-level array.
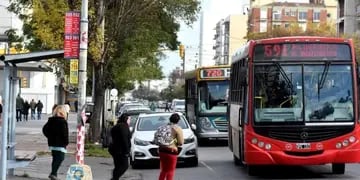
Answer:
[{"left": 0, "top": 50, "right": 64, "bottom": 177}]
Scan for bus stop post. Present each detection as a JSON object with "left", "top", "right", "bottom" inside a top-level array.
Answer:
[{"left": 1, "top": 64, "right": 10, "bottom": 179}]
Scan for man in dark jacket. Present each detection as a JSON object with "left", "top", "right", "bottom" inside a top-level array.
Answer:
[{"left": 109, "top": 113, "right": 131, "bottom": 180}]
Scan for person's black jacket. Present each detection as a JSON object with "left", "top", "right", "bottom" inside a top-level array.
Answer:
[
  {"left": 109, "top": 122, "right": 131, "bottom": 156},
  {"left": 42, "top": 116, "right": 69, "bottom": 148}
]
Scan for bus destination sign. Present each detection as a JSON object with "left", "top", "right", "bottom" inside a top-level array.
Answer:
[
  {"left": 254, "top": 43, "right": 351, "bottom": 61},
  {"left": 200, "top": 68, "right": 230, "bottom": 79}
]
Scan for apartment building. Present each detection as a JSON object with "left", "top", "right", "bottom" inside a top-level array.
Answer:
[
  {"left": 213, "top": 15, "right": 248, "bottom": 65},
  {"left": 249, "top": 0, "right": 337, "bottom": 33},
  {"left": 337, "top": 0, "right": 358, "bottom": 35}
]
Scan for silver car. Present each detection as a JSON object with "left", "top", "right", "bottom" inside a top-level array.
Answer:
[{"left": 130, "top": 112, "right": 198, "bottom": 168}]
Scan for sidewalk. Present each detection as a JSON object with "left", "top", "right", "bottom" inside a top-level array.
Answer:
[{"left": 5, "top": 113, "right": 142, "bottom": 180}]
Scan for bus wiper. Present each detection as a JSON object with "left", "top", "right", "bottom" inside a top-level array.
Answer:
[
  {"left": 273, "top": 61, "right": 294, "bottom": 94},
  {"left": 317, "top": 61, "right": 331, "bottom": 101}
]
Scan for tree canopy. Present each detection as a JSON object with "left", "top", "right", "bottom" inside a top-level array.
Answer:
[{"left": 8, "top": 0, "right": 200, "bottom": 141}]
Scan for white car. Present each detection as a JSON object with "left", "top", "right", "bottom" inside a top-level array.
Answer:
[{"left": 130, "top": 112, "right": 198, "bottom": 168}]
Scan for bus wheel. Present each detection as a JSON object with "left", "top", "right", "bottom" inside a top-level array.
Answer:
[
  {"left": 233, "top": 155, "right": 243, "bottom": 166},
  {"left": 332, "top": 163, "right": 345, "bottom": 174},
  {"left": 247, "top": 165, "right": 259, "bottom": 176}
]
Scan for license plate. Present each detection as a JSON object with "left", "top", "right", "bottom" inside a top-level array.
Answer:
[{"left": 296, "top": 143, "right": 311, "bottom": 149}]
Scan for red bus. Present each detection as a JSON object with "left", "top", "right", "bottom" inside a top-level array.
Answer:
[{"left": 228, "top": 36, "right": 359, "bottom": 176}]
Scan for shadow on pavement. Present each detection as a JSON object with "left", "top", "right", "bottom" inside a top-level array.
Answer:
[
  {"left": 237, "top": 165, "right": 353, "bottom": 179},
  {"left": 198, "top": 139, "right": 228, "bottom": 147}
]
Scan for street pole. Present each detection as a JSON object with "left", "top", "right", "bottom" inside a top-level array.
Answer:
[
  {"left": 78, "top": 0, "right": 88, "bottom": 123},
  {"left": 77, "top": 0, "right": 88, "bottom": 165}
]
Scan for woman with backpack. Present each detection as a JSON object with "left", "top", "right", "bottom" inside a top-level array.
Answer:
[{"left": 157, "top": 113, "right": 184, "bottom": 180}]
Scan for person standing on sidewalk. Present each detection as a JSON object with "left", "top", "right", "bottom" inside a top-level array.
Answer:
[
  {"left": 30, "top": 99, "right": 37, "bottom": 120},
  {"left": 36, "top": 100, "right": 44, "bottom": 120},
  {"left": 42, "top": 105, "right": 69, "bottom": 180},
  {"left": 156, "top": 113, "right": 184, "bottom": 180},
  {"left": 16, "top": 94, "right": 24, "bottom": 122},
  {"left": 108, "top": 113, "right": 131, "bottom": 180},
  {"left": 23, "top": 100, "right": 30, "bottom": 121}
]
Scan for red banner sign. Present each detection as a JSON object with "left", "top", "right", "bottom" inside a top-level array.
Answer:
[{"left": 64, "top": 11, "right": 80, "bottom": 59}]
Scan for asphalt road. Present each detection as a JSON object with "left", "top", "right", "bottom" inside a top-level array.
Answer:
[{"left": 132, "top": 140, "right": 360, "bottom": 180}]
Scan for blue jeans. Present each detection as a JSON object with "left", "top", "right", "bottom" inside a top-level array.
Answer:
[
  {"left": 37, "top": 111, "right": 42, "bottom": 120},
  {"left": 31, "top": 110, "right": 35, "bottom": 120}
]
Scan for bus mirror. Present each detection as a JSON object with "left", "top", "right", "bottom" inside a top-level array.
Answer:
[{"left": 191, "top": 124, "right": 197, "bottom": 130}]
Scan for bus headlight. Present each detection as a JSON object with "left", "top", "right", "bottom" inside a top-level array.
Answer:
[
  {"left": 265, "top": 144, "right": 272, "bottom": 150},
  {"left": 342, "top": 140, "right": 349, "bottom": 147},
  {"left": 199, "top": 117, "right": 214, "bottom": 130},
  {"left": 349, "top": 136, "right": 356, "bottom": 143},
  {"left": 336, "top": 142, "right": 342, "bottom": 149}
]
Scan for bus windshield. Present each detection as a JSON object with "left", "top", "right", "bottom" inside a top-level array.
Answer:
[
  {"left": 254, "top": 64, "right": 354, "bottom": 125},
  {"left": 198, "top": 81, "right": 229, "bottom": 113}
]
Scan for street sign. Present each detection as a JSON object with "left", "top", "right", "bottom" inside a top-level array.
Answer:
[{"left": 70, "top": 59, "right": 79, "bottom": 84}]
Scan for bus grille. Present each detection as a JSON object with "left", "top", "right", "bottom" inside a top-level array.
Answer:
[
  {"left": 213, "top": 120, "right": 228, "bottom": 127},
  {"left": 254, "top": 126, "right": 353, "bottom": 143}
]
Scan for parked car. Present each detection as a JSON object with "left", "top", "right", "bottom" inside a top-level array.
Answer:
[
  {"left": 130, "top": 112, "right": 198, "bottom": 168},
  {"left": 118, "top": 103, "right": 145, "bottom": 116}
]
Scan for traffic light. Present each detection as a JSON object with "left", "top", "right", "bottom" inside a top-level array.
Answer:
[{"left": 179, "top": 44, "right": 185, "bottom": 59}]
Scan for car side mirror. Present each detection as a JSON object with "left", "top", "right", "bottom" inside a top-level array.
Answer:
[
  {"left": 191, "top": 124, "right": 196, "bottom": 130},
  {"left": 129, "top": 127, "right": 134, "bottom": 133}
]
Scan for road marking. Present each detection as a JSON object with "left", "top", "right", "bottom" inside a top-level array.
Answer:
[{"left": 200, "top": 161, "right": 216, "bottom": 174}]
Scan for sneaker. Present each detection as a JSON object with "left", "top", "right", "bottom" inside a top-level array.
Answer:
[{"left": 49, "top": 175, "right": 59, "bottom": 180}]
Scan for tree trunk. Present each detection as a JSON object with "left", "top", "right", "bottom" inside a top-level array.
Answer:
[{"left": 90, "top": 62, "right": 104, "bottom": 143}]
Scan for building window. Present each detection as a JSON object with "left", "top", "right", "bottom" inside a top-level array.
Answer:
[
  {"left": 273, "top": 24, "right": 281, "bottom": 29},
  {"left": 260, "top": 22, "right": 267, "bottom": 32},
  {"left": 260, "top": 9, "right": 267, "bottom": 20},
  {"left": 273, "top": 10, "right": 281, "bottom": 20},
  {"left": 18, "top": 71, "right": 30, "bottom": 88},
  {"left": 313, "top": 12, "right": 320, "bottom": 22},
  {"left": 285, "top": 10, "right": 291, "bottom": 16},
  {"left": 291, "top": 10, "right": 296, "bottom": 16},
  {"left": 298, "top": 11, "right": 307, "bottom": 21},
  {"left": 285, "top": 23, "right": 290, "bottom": 28}
]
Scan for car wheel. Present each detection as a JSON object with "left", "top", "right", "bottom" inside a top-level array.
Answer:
[
  {"left": 233, "top": 155, "right": 243, "bottom": 166},
  {"left": 187, "top": 157, "right": 198, "bottom": 167},
  {"left": 332, "top": 163, "right": 345, "bottom": 174},
  {"left": 131, "top": 158, "right": 141, "bottom": 169}
]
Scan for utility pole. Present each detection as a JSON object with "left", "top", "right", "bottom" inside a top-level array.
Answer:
[
  {"left": 76, "top": 0, "right": 88, "bottom": 165},
  {"left": 78, "top": 0, "right": 88, "bottom": 119}
]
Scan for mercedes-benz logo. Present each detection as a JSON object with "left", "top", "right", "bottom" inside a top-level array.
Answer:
[{"left": 300, "top": 132, "right": 309, "bottom": 140}]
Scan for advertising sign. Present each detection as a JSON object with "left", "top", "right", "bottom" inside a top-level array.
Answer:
[
  {"left": 70, "top": 59, "right": 79, "bottom": 84},
  {"left": 64, "top": 11, "right": 80, "bottom": 59}
]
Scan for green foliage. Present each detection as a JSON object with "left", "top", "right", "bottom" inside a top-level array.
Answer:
[
  {"left": 247, "top": 22, "right": 336, "bottom": 40},
  {"left": 342, "top": 33, "right": 360, "bottom": 63},
  {"left": 132, "top": 85, "right": 161, "bottom": 101},
  {"left": 84, "top": 143, "right": 111, "bottom": 158},
  {"left": 160, "top": 83, "right": 185, "bottom": 101}
]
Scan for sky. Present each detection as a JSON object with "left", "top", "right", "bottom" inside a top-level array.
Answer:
[{"left": 160, "top": 0, "right": 250, "bottom": 77}]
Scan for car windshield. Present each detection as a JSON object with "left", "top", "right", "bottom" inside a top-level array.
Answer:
[
  {"left": 136, "top": 115, "right": 189, "bottom": 131},
  {"left": 253, "top": 64, "right": 354, "bottom": 125},
  {"left": 198, "top": 81, "right": 229, "bottom": 113},
  {"left": 175, "top": 101, "right": 185, "bottom": 106}
]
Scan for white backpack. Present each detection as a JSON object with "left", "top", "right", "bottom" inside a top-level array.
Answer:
[{"left": 154, "top": 124, "right": 175, "bottom": 146}]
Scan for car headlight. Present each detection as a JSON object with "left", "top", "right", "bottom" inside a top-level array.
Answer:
[
  {"left": 134, "top": 138, "right": 151, "bottom": 146},
  {"left": 184, "top": 135, "right": 196, "bottom": 144},
  {"left": 199, "top": 117, "right": 214, "bottom": 130}
]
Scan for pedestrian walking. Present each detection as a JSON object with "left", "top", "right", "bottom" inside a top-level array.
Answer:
[
  {"left": 108, "top": 113, "right": 131, "bottom": 180},
  {"left": 42, "top": 105, "right": 69, "bottom": 180},
  {"left": 154, "top": 113, "right": 184, "bottom": 180},
  {"left": 36, "top": 100, "right": 44, "bottom": 120},
  {"left": 16, "top": 94, "right": 24, "bottom": 122},
  {"left": 23, "top": 100, "right": 30, "bottom": 121},
  {"left": 165, "top": 102, "right": 170, "bottom": 112},
  {"left": 30, "top": 99, "right": 37, "bottom": 120}
]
